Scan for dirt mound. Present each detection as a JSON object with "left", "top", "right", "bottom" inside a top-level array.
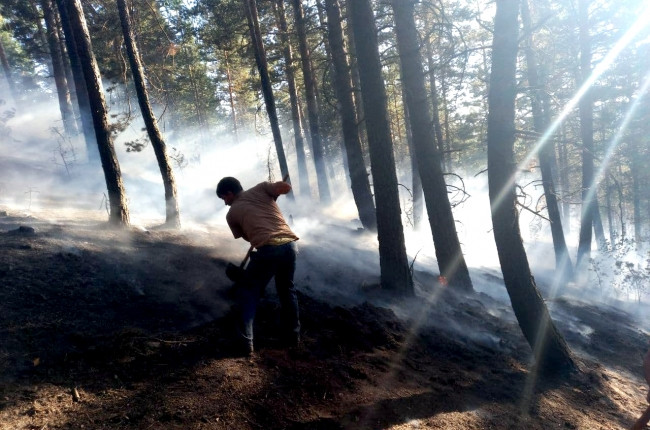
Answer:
[{"left": 0, "top": 211, "right": 648, "bottom": 429}]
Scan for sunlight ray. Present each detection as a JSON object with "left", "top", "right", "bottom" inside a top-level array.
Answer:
[
  {"left": 490, "top": 4, "right": 650, "bottom": 214},
  {"left": 580, "top": 70, "right": 650, "bottom": 220}
]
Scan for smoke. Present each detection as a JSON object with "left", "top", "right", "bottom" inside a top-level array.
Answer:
[{"left": 2, "top": 100, "right": 648, "bottom": 343}]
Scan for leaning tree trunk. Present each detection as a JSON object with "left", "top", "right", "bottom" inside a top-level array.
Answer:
[
  {"left": 55, "top": 0, "right": 98, "bottom": 162},
  {"left": 576, "top": 0, "right": 596, "bottom": 268},
  {"left": 324, "top": 0, "right": 376, "bottom": 231},
  {"left": 291, "top": 0, "right": 331, "bottom": 204},
  {"left": 349, "top": 0, "right": 412, "bottom": 295},
  {"left": 117, "top": 0, "right": 180, "bottom": 228},
  {"left": 487, "top": 0, "right": 575, "bottom": 374},
  {"left": 273, "top": 0, "right": 311, "bottom": 198},
  {"left": 243, "top": 0, "right": 293, "bottom": 198},
  {"left": 42, "top": 0, "right": 78, "bottom": 138},
  {"left": 64, "top": 0, "right": 129, "bottom": 226},
  {"left": 392, "top": 0, "right": 473, "bottom": 291},
  {"left": 521, "top": 0, "right": 574, "bottom": 281}
]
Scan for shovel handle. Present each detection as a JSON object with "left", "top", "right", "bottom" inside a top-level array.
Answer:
[{"left": 240, "top": 245, "right": 253, "bottom": 268}]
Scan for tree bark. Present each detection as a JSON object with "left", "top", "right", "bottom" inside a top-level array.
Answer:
[
  {"left": 425, "top": 45, "right": 447, "bottom": 169},
  {"left": 64, "top": 0, "right": 129, "bottom": 226},
  {"left": 486, "top": 0, "right": 575, "bottom": 374},
  {"left": 117, "top": 0, "right": 180, "bottom": 228},
  {"left": 632, "top": 149, "right": 642, "bottom": 244},
  {"left": 55, "top": 0, "right": 98, "bottom": 162},
  {"left": 348, "top": 0, "right": 412, "bottom": 294},
  {"left": 42, "top": 0, "right": 78, "bottom": 138},
  {"left": 521, "top": 0, "right": 574, "bottom": 281},
  {"left": 243, "top": 0, "right": 293, "bottom": 198},
  {"left": 392, "top": 0, "right": 473, "bottom": 291},
  {"left": 324, "top": 0, "right": 376, "bottom": 231},
  {"left": 576, "top": 0, "right": 596, "bottom": 267},
  {"left": 223, "top": 49, "right": 239, "bottom": 143},
  {"left": 558, "top": 126, "right": 571, "bottom": 233},
  {"left": 605, "top": 175, "right": 615, "bottom": 242},
  {"left": 273, "top": 0, "right": 311, "bottom": 198},
  {"left": 593, "top": 195, "right": 606, "bottom": 247},
  {"left": 402, "top": 85, "right": 423, "bottom": 230},
  {"left": 291, "top": 0, "right": 331, "bottom": 203}
]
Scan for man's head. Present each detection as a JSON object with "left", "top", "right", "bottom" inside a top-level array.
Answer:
[{"left": 216, "top": 177, "right": 243, "bottom": 206}]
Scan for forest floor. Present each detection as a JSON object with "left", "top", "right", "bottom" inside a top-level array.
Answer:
[{"left": 1, "top": 208, "right": 649, "bottom": 429}]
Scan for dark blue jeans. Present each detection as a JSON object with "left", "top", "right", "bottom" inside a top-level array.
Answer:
[{"left": 238, "top": 241, "right": 300, "bottom": 346}]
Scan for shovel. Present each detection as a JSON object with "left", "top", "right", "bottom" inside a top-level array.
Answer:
[{"left": 226, "top": 245, "right": 253, "bottom": 283}]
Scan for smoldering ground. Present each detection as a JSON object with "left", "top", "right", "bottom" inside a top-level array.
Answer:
[{"left": 1, "top": 101, "right": 650, "bottom": 429}]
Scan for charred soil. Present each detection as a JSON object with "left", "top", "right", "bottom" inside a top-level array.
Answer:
[{"left": 0, "top": 210, "right": 648, "bottom": 429}]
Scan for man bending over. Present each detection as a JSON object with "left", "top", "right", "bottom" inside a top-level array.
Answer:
[{"left": 216, "top": 177, "right": 300, "bottom": 356}]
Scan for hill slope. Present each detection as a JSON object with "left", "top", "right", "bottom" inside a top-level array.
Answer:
[{"left": 0, "top": 210, "right": 648, "bottom": 429}]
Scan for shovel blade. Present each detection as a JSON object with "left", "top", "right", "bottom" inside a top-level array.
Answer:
[{"left": 226, "top": 263, "right": 246, "bottom": 283}]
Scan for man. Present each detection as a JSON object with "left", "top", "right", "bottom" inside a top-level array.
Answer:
[{"left": 216, "top": 176, "right": 300, "bottom": 356}]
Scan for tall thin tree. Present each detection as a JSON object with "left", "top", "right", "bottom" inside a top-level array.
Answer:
[
  {"left": 487, "top": 0, "right": 575, "bottom": 373},
  {"left": 576, "top": 0, "right": 596, "bottom": 267},
  {"left": 521, "top": 0, "right": 574, "bottom": 281},
  {"left": 348, "top": 0, "right": 412, "bottom": 294},
  {"left": 55, "top": 0, "right": 98, "bottom": 161},
  {"left": 391, "top": 0, "right": 473, "bottom": 291},
  {"left": 291, "top": 0, "right": 331, "bottom": 203},
  {"left": 243, "top": 0, "right": 293, "bottom": 196},
  {"left": 41, "top": 0, "right": 78, "bottom": 138},
  {"left": 324, "top": 0, "right": 376, "bottom": 231},
  {"left": 117, "top": 0, "right": 180, "bottom": 228},
  {"left": 273, "top": 0, "right": 311, "bottom": 198},
  {"left": 63, "top": 0, "right": 129, "bottom": 226}
]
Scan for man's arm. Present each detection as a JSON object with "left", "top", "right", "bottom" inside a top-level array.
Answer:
[{"left": 270, "top": 181, "right": 292, "bottom": 196}]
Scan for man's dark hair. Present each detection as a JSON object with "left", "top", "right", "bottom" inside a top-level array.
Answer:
[{"left": 216, "top": 177, "right": 243, "bottom": 197}]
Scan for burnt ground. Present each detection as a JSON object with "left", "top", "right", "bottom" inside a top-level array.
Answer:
[{"left": 0, "top": 209, "right": 649, "bottom": 429}]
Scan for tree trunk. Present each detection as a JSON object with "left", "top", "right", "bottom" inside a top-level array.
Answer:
[
  {"left": 392, "top": 0, "right": 473, "bottom": 291},
  {"left": 593, "top": 195, "right": 606, "bottom": 247},
  {"left": 486, "top": 0, "right": 575, "bottom": 374},
  {"left": 243, "top": 0, "right": 293, "bottom": 198},
  {"left": 55, "top": 0, "right": 98, "bottom": 162},
  {"left": 223, "top": 50, "right": 239, "bottom": 143},
  {"left": 343, "top": 11, "right": 366, "bottom": 148},
  {"left": 64, "top": 0, "right": 129, "bottom": 226},
  {"left": 576, "top": 0, "right": 595, "bottom": 268},
  {"left": 273, "top": 0, "right": 311, "bottom": 198},
  {"left": 54, "top": 5, "right": 80, "bottom": 122},
  {"left": 402, "top": 86, "right": 423, "bottom": 230},
  {"left": 42, "top": 0, "right": 78, "bottom": 138},
  {"left": 605, "top": 175, "right": 615, "bottom": 242},
  {"left": 521, "top": 0, "right": 574, "bottom": 281},
  {"left": 291, "top": 0, "right": 331, "bottom": 203},
  {"left": 425, "top": 46, "right": 447, "bottom": 169},
  {"left": 117, "top": 0, "right": 180, "bottom": 228},
  {"left": 324, "top": 0, "right": 376, "bottom": 231},
  {"left": 632, "top": 150, "right": 642, "bottom": 244},
  {"left": 348, "top": 0, "right": 412, "bottom": 294},
  {"left": 558, "top": 127, "right": 571, "bottom": 233}
]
